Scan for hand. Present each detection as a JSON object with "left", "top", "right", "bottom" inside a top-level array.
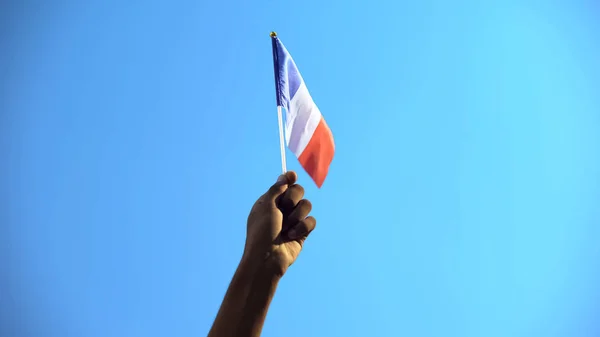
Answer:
[{"left": 243, "top": 171, "right": 317, "bottom": 277}]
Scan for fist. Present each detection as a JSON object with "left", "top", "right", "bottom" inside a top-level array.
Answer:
[{"left": 244, "top": 171, "right": 317, "bottom": 277}]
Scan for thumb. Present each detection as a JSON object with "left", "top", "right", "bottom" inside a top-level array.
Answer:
[{"left": 264, "top": 171, "right": 298, "bottom": 202}]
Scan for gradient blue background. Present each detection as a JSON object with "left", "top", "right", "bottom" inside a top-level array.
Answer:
[{"left": 2, "top": 1, "right": 599, "bottom": 336}]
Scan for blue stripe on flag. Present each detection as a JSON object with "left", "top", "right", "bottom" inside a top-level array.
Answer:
[{"left": 274, "top": 37, "right": 302, "bottom": 110}]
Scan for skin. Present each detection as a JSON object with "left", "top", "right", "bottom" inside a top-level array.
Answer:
[{"left": 207, "top": 171, "right": 317, "bottom": 337}]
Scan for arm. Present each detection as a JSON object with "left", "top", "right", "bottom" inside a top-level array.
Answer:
[
  {"left": 207, "top": 256, "right": 280, "bottom": 337},
  {"left": 208, "top": 171, "right": 316, "bottom": 337}
]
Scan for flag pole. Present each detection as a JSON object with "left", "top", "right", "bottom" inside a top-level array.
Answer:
[
  {"left": 271, "top": 31, "right": 287, "bottom": 173},
  {"left": 276, "top": 106, "right": 287, "bottom": 173}
]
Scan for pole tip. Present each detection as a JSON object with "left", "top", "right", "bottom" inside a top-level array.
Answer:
[{"left": 270, "top": 31, "right": 277, "bottom": 38}]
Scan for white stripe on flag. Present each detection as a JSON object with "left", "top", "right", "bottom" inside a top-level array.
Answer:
[{"left": 285, "top": 81, "right": 322, "bottom": 157}]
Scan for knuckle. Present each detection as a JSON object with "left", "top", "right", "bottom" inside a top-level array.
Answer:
[
  {"left": 286, "top": 184, "right": 305, "bottom": 201},
  {"left": 291, "top": 184, "right": 305, "bottom": 196},
  {"left": 268, "top": 183, "right": 285, "bottom": 195},
  {"left": 279, "top": 185, "right": 305, "bottom": 210},
  {"left": 299, "top": 199, "right": 312, "bottom": 211},
  {"left": 305, "top": 216, "right": 317, "bottom": 229}
]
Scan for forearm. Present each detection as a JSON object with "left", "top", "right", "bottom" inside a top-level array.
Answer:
[{"left": 208, "top": 256, "right": 281, "bottom": 337}]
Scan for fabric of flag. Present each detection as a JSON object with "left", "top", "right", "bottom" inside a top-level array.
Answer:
[{"left": 272, "top": 36, "right": 335, "bottom": 187}]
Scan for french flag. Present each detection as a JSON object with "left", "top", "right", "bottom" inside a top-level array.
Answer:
[{"left": 272, "top": 35, "right": 335, "bottom": 188}]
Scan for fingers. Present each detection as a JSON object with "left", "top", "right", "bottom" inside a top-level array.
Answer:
[
  {"left": 283, "top": 199, "right": 312, "bottom": 230},
  {"left": 264, "top": 171, "right": 298, "bottom": 202},
  {"left": 277, "top": 184, "right": 305, "bottom": 216},
  {"left": 287, "top": 216, "right": 317, "bottom": 240},
  {"left": 262, "top": 171, "right": 316, "bottom": 242}
]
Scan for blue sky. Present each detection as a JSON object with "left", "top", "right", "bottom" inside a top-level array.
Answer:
[{"left": 2, "top": 1, "right": 600, "bottom": 336}]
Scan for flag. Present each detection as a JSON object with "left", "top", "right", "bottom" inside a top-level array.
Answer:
[{"left": 271, "top": 34, "right": 335, "bottom": 188}]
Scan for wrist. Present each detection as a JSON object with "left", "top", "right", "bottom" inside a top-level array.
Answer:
[{"left": 240, "top": 250, "right": 284, "bottom": 281}]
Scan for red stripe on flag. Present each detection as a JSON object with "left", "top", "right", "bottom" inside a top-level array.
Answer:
[{"left": 298, "top": 117, "right": 335, "bottom": 188}]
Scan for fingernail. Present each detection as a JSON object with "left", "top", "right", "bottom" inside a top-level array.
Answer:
[
  {"left": 287, "top": 229, "right": 297, "bottom": 239},
  {"left": 277, "top": 175, "right": 287, "bottom": 184}
]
